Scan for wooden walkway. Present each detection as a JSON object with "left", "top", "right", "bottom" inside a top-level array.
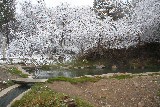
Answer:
[{"left": 11, "top": 78, "right": 48, "bottom": 84}]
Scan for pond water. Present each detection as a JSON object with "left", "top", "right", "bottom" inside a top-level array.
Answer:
[{"left": 33, "top": 67, "right": 160, "bottom": 79}]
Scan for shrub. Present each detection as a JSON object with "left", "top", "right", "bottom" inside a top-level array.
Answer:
[
  {"left": 41, "top": 65, "right": 51, "bottom": 70},
  {"left": 6, "top": 80, "right": 15, "bottom": 86}
]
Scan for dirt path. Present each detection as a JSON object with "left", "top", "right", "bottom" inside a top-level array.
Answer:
[{"left": 47, "top": 76, "right": 160, "bottom": 107}]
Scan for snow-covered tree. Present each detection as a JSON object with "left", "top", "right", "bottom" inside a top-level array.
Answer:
[
  {"left": 7, "top": 0, "right": 55, "bottom": 62},
  {"left": 93, "top": 0, "right": 131, "bottom": 20},
  {"left": 131, "top": 0, "right": 160, "bottom": 43},
  {"left": 6, "top": 0, "right": 160, "bottom": 63}
]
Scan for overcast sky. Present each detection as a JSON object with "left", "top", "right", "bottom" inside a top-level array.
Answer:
[
  {"left": 16, "top": 0, "right": 130, "bottom": 13},
  {"left": 16, "top": 0, "right": 93, "bottom": 7},
  {"left": 17, "top": 0, "right": 130, "bottom": 8},
  {"left": 44, "top": 0, "right": 93, "bottom": 7}
]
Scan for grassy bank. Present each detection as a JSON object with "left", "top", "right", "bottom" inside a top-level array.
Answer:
[
  {"left": 47, "top": 76, "right": 101, "bottom": 84},
  {"left": 8, "top": 67, "right": 28, "bottom": 78},
  {"left": 11, "top": 84, "right": 93, "bottom": 107},
  {"left": 110, "top": 74, "right": 134, "bottom": 80}
]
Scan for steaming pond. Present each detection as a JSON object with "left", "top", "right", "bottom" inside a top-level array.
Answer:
[{"left": 30, "top": 67, "right": 160, "bottom": 79}]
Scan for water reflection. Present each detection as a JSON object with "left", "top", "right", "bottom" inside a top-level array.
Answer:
[{"left": 34, "top": 67, "right": 160, "bottom": 79}]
